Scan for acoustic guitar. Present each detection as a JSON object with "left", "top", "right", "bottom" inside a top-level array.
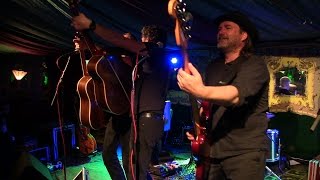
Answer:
[
  {"left": 67, "top": 0, "right": 132, "bottom": 129},
  {"left": 168, "top": 1, "right": 210, "bottom": 179},
  {"left": 67, "top": 0, "right": 105, "bottom": 130},
  {"left": 77, "top": 124, "right": 97, "bottom": 155}
]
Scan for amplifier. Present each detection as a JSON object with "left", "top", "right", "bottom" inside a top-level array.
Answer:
[{"left": 52, "top": 124, "right": 76, "bottom": 161}]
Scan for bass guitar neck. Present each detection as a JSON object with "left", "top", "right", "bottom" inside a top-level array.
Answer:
[{"left": 168, "top": 1, "right": 210, "bottom": 179}]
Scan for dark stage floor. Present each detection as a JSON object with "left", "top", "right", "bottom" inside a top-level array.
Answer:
[
  {"left": 48, "top": 142, "right": 309, "bottom": 180},
  {"left": 2, "top": 126, "right": 311, "bottom": 180}
]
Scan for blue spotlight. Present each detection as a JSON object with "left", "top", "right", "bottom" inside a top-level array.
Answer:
[
  {"left": 107, "top": 55, "right": 115, "bottom": 60},
  {"left": 168, "top": 55, "right": 182, "bottom": 71},
  {"left": 171, "top": 57, "right": 178, "bottom": 64}
]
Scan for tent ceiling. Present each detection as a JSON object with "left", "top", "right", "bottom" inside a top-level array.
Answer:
[{"left": 0, "top": 0, "right": 319, "bottom": 56}]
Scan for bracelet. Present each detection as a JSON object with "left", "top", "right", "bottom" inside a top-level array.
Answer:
[{"left": 89, "top": 20, "right": 96, "bottom": 31}]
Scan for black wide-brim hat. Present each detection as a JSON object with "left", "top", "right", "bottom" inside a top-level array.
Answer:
[{"left": 214, "top": 11, "right": 259, "bottom": 44}]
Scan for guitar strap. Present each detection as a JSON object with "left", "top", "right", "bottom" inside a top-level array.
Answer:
[{"left": 210, "top": 106, "right": 226, "bottom": 131}]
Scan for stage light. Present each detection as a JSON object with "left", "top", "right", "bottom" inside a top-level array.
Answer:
[
  {"left": 107, "top": 55, "right": 115, "bottom": 60},
  {"left": 171, "top": 57, "right": 178, "bottom": 64},
  {"left": 168, "top": 55, "right": 182, "bottom": 71}
]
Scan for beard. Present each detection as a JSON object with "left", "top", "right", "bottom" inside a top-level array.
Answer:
[{"left": 217, "top": 37, "right": 241, "bottom": 53}]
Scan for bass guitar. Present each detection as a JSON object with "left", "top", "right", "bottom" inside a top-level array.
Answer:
[{"left": 168, "top": 1, "right": 210, "bottom": 179}]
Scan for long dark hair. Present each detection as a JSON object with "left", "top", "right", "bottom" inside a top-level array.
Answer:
[
  {"left": 240, "top": 29, "right": 255, "bottom": 58},
  {"left": 141, "top": 25, "right": 167, "bottom": 47}
]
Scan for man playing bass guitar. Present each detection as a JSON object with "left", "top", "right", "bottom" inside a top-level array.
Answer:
[{"left": 177, "top": 11, "right": 270, "bottom": 180}]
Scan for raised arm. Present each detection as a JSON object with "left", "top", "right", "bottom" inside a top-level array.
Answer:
[{"left": 71, "top": 13, "right": 146, "bottom": 55}]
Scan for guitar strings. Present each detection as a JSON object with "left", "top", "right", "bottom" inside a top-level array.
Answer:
[{"left": 105, "top": 56, "right": 131, "bottom": 103}]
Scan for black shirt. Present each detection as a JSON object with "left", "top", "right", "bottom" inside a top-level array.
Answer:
[
  {"left": 205, "top": 55, "right": 270, "bottom": 158},
  {"left": 134, "top": 43, "right": 170, "bottom": 114}
]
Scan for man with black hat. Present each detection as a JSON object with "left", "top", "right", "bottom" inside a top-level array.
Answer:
[{"left": 177, "top": 11, "right": 270, "bottom": 179}]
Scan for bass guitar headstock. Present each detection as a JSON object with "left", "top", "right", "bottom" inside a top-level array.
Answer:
[
  {"left": 168, "top": 0, "right": 193, "bottom": 73},
  {"left": 168, "top": 0, "right": 193, "bottom": 50}
]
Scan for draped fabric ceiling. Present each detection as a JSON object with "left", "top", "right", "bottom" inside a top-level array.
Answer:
[{"left": 0, "top": 0, "right": 320, "bottom": 56}]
